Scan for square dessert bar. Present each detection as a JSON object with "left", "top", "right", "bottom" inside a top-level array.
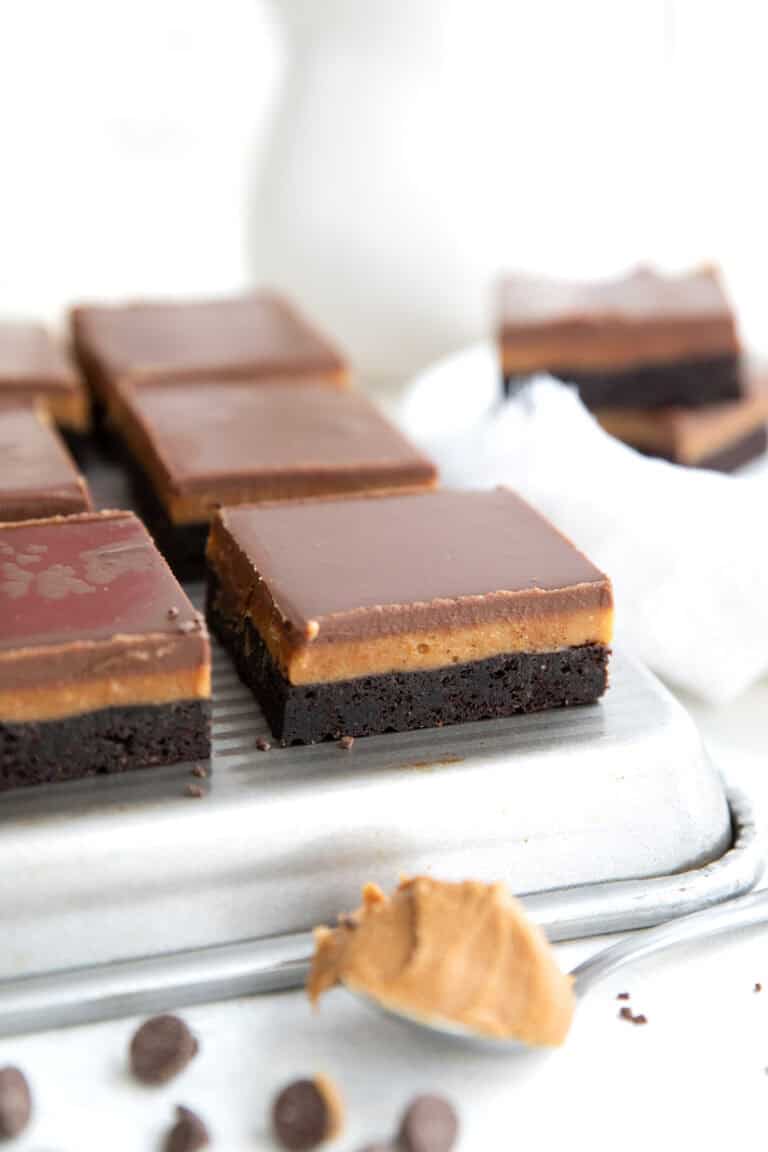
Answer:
[
  {"left": 112, "top": 379, "right": 437, "bottom": 576},
  {"left": 71, "top": 292, "right": 349, "bottom": 416},
  {"left": 0, "top": 322, "right": 89, "bottom": 436},
  {"left": 498, "top": 266, "right": 741, "bottom": 409},
  {"left": 206, "top": 489, "right": 613, "bottom": 744},
  {"left": 596, "top": 364, "right": 768, "bottom": 470},
  {"left": 0, "top": 511, "right": 210, "bottom": 791},
  {"left": 0, "top": 403, "right": 92, "bottom": 522}
]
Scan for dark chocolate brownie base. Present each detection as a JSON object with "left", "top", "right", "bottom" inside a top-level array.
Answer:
[
  {"left": 206, "top": 568, "right": 609, "bottom": 745},
  {"left": 0, "top": 700, "right": 211, "bottom": 792},
  {"left": 504, "top": 354, "right": 742, "bottom": 410},
  {"left": 118, "top": 447, "right": 209, "bottom": 579}
]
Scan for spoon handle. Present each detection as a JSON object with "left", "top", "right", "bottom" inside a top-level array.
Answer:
[{"left": 570, "top": 886, "right": 768, "bottom": 998}]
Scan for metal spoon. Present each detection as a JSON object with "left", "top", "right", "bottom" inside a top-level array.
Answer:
[{"left": 0, "top": 886, "right": 766, "bottom": 1042}]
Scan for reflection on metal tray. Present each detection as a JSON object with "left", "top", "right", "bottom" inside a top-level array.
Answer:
[{"left": 0, "top": 628, "right": 758, "bottom": 986}]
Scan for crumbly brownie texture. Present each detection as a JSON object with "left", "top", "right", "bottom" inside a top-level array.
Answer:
[
  {"left": 0, "top": 403, "right": 92, "bottom": 521},
  {"left": 0, "top": 511, "right": 210, "bottom": 791},
  {"left": 0, "top": 321, "right": 89, "bottom": 432},
  {"left": 71, "top": 292, "right": 348, "bottom": 414},
  {"left": 1, "top": 701, "right": 210, "bottom": 791},
  {"left": 498, "top": 266, "right": 741, "bottom": 408},
  {"left": 504, "top": 353, "right": 742, "bottom": 409},
  {"left": 208, "top": 577, "right": 608, "bottom": 744},
  {"left": 112, "top": 379, "right": 436, "bottom": 575},
  {"left": 206, "top": 489, "right": 612, "bottom": 744}
]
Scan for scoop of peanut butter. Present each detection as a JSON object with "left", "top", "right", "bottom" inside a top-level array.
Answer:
[{"left": 308, "top": 876, "right": 575, "bottom": 1046}]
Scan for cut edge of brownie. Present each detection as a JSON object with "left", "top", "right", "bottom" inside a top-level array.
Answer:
[
  {"left": 0, "top": 700, "right": 211, "bottom": 792},
  {"left": 504, "top": 353, "right": 742, "bottom": 409},
  {"left": 206, "top": 568, "right": 609, "bottom": 746}
]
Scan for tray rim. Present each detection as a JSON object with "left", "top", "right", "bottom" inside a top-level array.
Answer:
[{"left": 0, "top": 786, "right": 758, "bottom": 1038}]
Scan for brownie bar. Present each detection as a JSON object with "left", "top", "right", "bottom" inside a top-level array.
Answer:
[
  {"left": 0, "top": 322, "right": 89, "bottom": 433},
  {"left": 0, "top": 511, "right": 211, "bottom": 792},
  {"left": 208, "top": 572, "right": 608, "bottom": 744},
  {"left": 112, "top": 379, "right": 436, "bottom": 576},
  {"left": 1, "top": 701, "right": 210, "bottom": 792},
  {"left": 0, "top": 403, "right": 92, "bottom": 522},
  {"left": 206, "top": 490, "right": 613, "bottom": 744},
  {"left": 497, "top": 266, "right": 741, "bottom": 409},
  {"left": 504, "top": 353, "right": 742, "bottom": 409},
  {"left": 71, "top": 292, "right": 349, "bottom": 418}
]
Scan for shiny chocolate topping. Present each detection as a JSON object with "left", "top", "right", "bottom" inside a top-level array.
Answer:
[
  {"left": 0, "top": 322, "right": 78, "bottom": 391},
  {"left": 0, "top": 406, "right": 89, "bottom": 511},
  {"left": 125, "top": 380, "right": 436, "bottom": 490},
  {"left": 71, "top": 292, "right": 346, "bottom": 388},
  {"left": 0, "top": 511, "right": 199, "bottom": 650},
  {"left": 217, "top": 489, "right": 611, "bottom": 641}
]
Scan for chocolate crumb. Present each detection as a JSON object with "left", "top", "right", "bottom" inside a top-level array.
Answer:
[
  {"left": 0, "top": 1066, "right": 32, "bottom": 1139},
  {"left": 755, "top": 983, "right": 763, "bottom": 993},
  {"left": 618, "top": 1006, "right": 634, "bottom": 1022},
  {"left": 185, "top": 784, "right": 205, "bottom": 799},
  {"left": 190, "top": 765, "right": 209, "bottom": 779},
  {"left": 616, "top": 992, "right": 630, "bottom": 1001},
  {"left": 633, "top": 1014, "right": 648, "bottom": 1026},
  {"left": 256, "top": 737, "right": 271, "bottom": 752},
  {"left": 399, "top": 1095, "right": 459, "bottom": 1152},
  {"left": 338, "top": 735, "right": 355, "bottom": 751},
  {"left": 167, "top": 606, "right": 180, "bottom": 619},
  {"left": 165, "top": 1105, "right": 210, "bottom": 1152}
]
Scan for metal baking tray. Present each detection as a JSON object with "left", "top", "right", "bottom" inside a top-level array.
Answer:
[{"left": 0, "top": 631, "right": 759, "bottom": 986}]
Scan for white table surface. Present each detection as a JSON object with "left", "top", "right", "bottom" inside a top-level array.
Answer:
[{"left": 0, "top": 675, "right": 765, "bottom": 1152}]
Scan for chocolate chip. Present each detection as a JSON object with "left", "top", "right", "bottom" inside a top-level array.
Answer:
[
  {"left": 130, "top": 1015, "right": 198, "bottom": 1085},
  {"left": 399, "top": 1095, "right": 459, "bottom": 1152},
  {"left": 755, "top": 982, "right": 763, "bottom": 993},
  {"left": 272, "top": 1076, "right": 343, "bottom": 1150},
  {"left": 0, "top": 1067, "right": 32, "bottom": 1139},
  {"left": 616, "top": 992, "right": 630, "bottom": 1001},
  {"left": 338, "top": 735, "right": 355, "bottom": 750},
  {"left": 256, "top": 737, "right": 271, "bottom": 752},
  {"left": 618, "top": 1006, "right": 634, "bottom": 1022},
  {"left": 190, "top": 765, "right": 209, "bottom": 779},
  {"left": 167, "top": 607, "right": 180, "bottom": 619},
  {"left": 164, "top": 1105, "right": 210, "bottom": 1152},
  {"left": 185, "top": 784, "right": 205, "bottom": 799}
]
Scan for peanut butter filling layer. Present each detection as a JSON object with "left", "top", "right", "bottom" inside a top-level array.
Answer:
[
  {"left": 309, "top": 877, "right": 575, "bottom": 1047},
  {"left": 500, "top": 328, "right": 735, "bottom": 377},
  {"left": 0, "top": 664, "right": 210, "bottom": 724},
  {"left": 247, "top": 598, "right": 612, "bottom": 684}
]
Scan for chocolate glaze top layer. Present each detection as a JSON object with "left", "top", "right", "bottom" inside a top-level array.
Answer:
[
  {"left": 0, "top": 406, "right": 91, "bottom": 517},
  {"left": 0, "top": 511, "right": 201, "bottom": 651},
  {"left": 0, "top": 322, "right": 80, "bottom": 391},
  {"left": 71, "top": 293, "right": 347, "bottom": 392},
  {"left": 498, "top": 266, "right": 739, "bottom": 372},
  {"left": 214, "top": 489, "right": 612, "bottom": 643},
  {"left": 120, "top": 379, "right": 436, "bottom": 492}
]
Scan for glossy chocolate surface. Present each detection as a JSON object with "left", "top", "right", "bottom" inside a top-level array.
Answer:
[
  {"left": 122, "top": 379, "right": 436, "bottom": 493},
  {"left": 0, "top": 406, "right": 91, "bottom": 520},
  {"left": 0, "top": 322, "right": 79, "bottom": 392},
  {"left": 71, "top": 292, "right": 347, "bottom": 391},
  {"left": 0, "top": 511, "right": 199, "bottom": 651},
  {"left": 216, "top": 489, "right": 612, "bottom": 641},
  {"left": 498, "top": 266, "right": 739, "bottom": 371}
]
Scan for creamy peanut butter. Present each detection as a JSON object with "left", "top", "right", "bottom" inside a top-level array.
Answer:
[{"left": 309, "top": 877, "right": 575, "bottom": 1047}]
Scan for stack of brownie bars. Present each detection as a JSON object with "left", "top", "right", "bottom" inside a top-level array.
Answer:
[
  {"left": 1, "top": 291, "right": 613, "bottom": 788},
  {"left": 497, "top": 266, "right": 768, "bottom": 471}
]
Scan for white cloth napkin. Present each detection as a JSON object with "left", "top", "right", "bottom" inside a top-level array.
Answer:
[{"left": 399, "top": 342, "right": 768, "bottom": 703}]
